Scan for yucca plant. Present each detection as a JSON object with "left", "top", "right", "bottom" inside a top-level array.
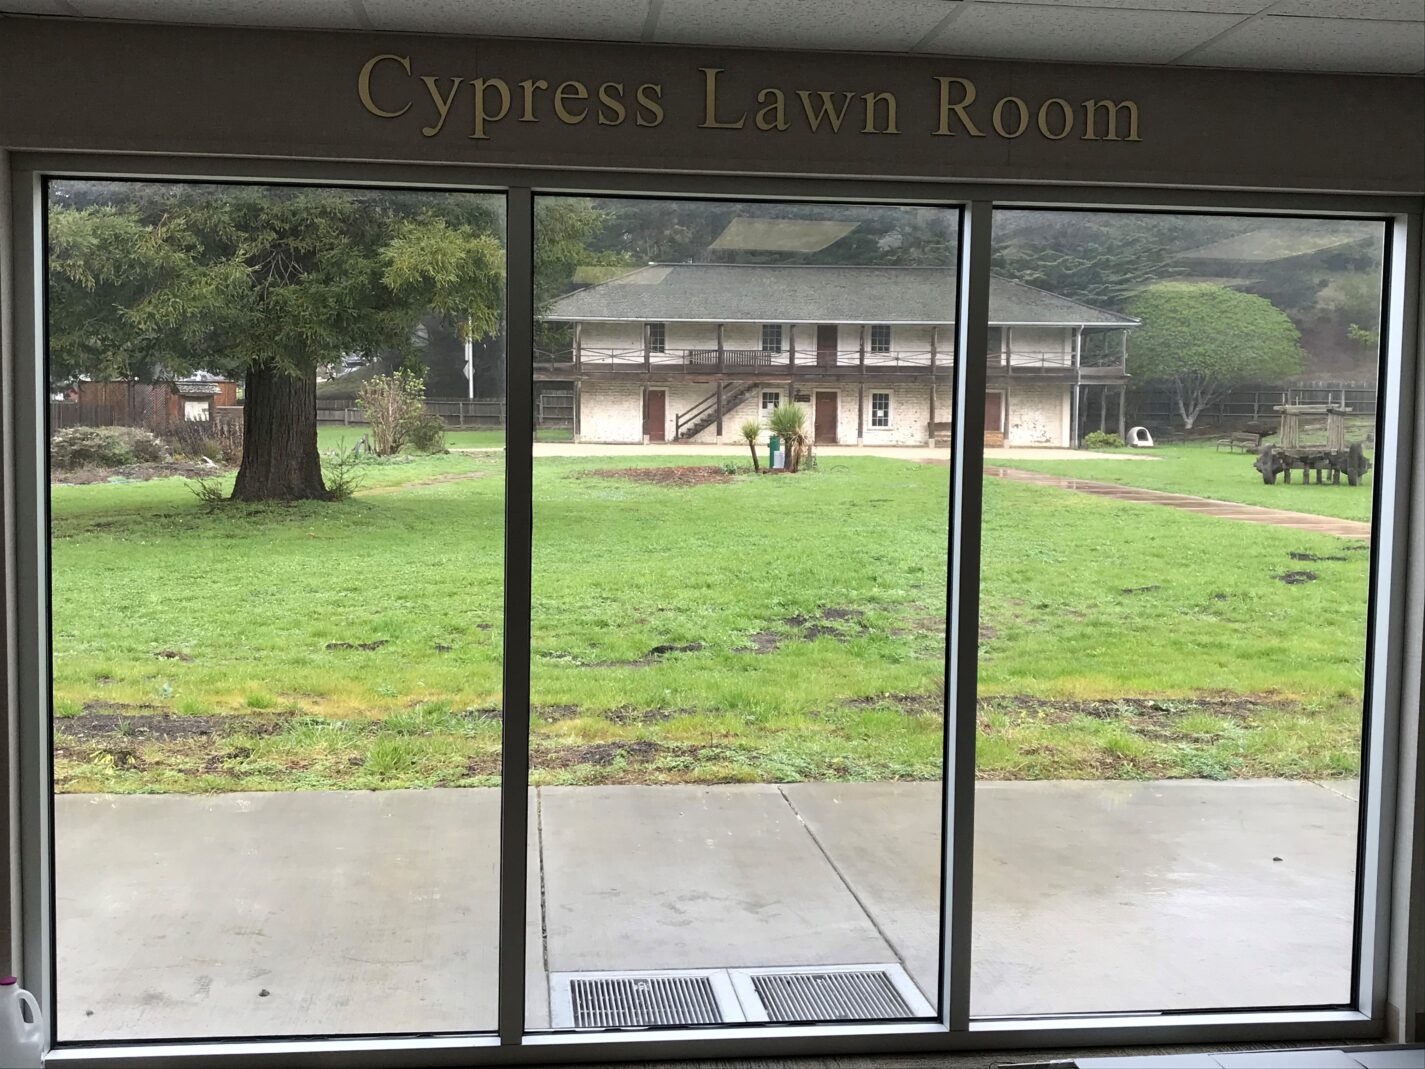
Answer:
[
  {"left": 739, "top": 419, "right": 762, "bottom": 473},
  {"left": 768, "top": 403, "right": 808, "bottom": 472}
]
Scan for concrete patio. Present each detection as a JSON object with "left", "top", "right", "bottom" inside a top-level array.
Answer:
[{"left": 56, "top": 779, "right": 1358, "bottom": 1042}]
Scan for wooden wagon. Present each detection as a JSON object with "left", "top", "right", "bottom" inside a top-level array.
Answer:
[{"left": 1253, "top": 404, "right": 1370, "bottom": 486}]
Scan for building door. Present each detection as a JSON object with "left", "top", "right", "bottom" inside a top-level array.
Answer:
[
  {"left": 816, "top": 324, "right": 838, "bottom": 368},
  {"left": 814, "top": 391, "right": 838, "bottom": 443},
  {"left": 984, "top": 390, "right": 1004, "bottom": 447},
  {"left": 644, "top": 388, "right": 666, "bottom": 442}
]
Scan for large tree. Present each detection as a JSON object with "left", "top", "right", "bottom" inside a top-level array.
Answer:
[
  {"left": 47, "top": 182, "right": 504, "bottom": 501},
  {"left": 1125, "top": 282, "right": 1304, "bottom": 430}
]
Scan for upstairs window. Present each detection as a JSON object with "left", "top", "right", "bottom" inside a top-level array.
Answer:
[
  {"left": 761, "top": 323, "right": 783, "bottom": 351},
  {"left": 647, "top": 321, "right": 666, "bottom": 353},
  {"left": 870, "top": 324, "right": 892, "bottom": 353}
]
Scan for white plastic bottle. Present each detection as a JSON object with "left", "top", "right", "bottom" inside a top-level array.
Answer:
[{"left": 0, "top": 976, "right": 44, "bottom": 1069}]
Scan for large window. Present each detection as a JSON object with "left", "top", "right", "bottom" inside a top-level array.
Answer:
[
  {"left": 530, "top": 196, "right": 959, "bottom": 1030},
  {"left": 18, "top": 172, "right": 1408, "bottom": 1061},
  {"left": 44, "top": 179, "right": 508, "bottom": 1041},
  {"left": 973, "top": 209, "right": 1387, "bottom": 1016}
]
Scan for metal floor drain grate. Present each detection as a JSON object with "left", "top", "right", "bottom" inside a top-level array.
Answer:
[
  {"left": 730, "top": 964, "right": 934, "bottom": 1023},
  {"left": 550, "top": 970, "right": 743, "bottom": 1029},
  {"left": 550, "top": 964, "right": 931, "bottom": 1029}
]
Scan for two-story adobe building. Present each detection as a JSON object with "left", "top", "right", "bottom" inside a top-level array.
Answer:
[{"left": 537, "top": 263, "right": 1137, "bottom": 448}]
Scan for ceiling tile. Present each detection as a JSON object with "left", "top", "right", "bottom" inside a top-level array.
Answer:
[
  {"left": 654, "top": 0, "right": 957, "bottom": 52},
  {"left": 65, "top": 0, "right": 362, "bottom": 29},
  {"left": 924, "top": 4, "right": 1244, "bottom": 63},
  {"left": 363, "top": 0, "right": 651, "bottom": 41},
  {"left": 979, "top": 0, "right": 1266, "bottom": 11},
  {"left": 1188, "top": 14, "right": 1425, "bottom": 73},
  {"left": 1271, "top": 0, "right": 1425, "bottom": 19},
  {"left": 0, "top": 1, "right": 74, "bottom": 14}
]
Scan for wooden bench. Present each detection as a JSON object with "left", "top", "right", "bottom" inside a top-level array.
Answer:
[{"left": 1217, "top": 431, "right": 1262, "bottom": 453}]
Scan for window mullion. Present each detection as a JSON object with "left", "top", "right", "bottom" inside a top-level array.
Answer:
[
  {"left": 943, "top": 200, "right": 992, "bottom": 1031},
  {"left": 498, "top": 186, "right": 535, "bottom": 1046}
]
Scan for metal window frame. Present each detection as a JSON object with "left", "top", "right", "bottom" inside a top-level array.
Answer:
[{"left": 0, "top": 152, "right": 1418, "bottom": 1069}]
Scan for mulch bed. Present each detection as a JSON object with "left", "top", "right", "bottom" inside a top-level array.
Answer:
[{"left": 582, "top": 466, "right": 733, "bottom": 487}]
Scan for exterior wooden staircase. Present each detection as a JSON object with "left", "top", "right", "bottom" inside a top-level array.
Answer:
[{"left": 675, "top": 382, "right": 762, "bottom": 440}]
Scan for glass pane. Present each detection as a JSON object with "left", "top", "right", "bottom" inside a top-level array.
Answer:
[
  {"left": 528, "top": 197, "right": 959, "bottom": 1030},
  {"left": 973, "top": 210, "right": 1386, "bottom": 1015},
  {"left": 47, "top": 180, "right": 506, "bottom": 1039}
]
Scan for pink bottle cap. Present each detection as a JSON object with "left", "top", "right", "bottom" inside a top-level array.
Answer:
[{"left": 0, "top": 977, "right": 15, "bottom": 986}]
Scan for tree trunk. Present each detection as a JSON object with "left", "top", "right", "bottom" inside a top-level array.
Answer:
[{"left": 231, "top": 362, "right": 331, "bottom": 502}]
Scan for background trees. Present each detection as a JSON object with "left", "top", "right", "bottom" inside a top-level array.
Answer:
[{"left": 1124, "top": 282, "right": 1305, "bottom": 430}]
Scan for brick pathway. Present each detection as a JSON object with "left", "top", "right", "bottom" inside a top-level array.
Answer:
[{"left": 985, "top": 466, "right": 1372, "bottom": 540}]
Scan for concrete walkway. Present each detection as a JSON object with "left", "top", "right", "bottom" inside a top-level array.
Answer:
[
  {"left": 986, "top": 465, "right": 1372, "bottom": 539},
  {"left": 55, "top": 779, "right": 1357, "bottom": 1041}
]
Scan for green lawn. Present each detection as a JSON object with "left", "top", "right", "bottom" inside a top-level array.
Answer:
[
  {"left": 50, "top": 452, "right": 1370, "bottom": 793},
  {"left": 316, "top": 426, "right": 506, "bottom": 451},
  {"left": 993, "top": 442, "right": 1376, "bottom": 522}
]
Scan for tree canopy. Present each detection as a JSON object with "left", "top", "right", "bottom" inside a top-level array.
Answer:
[
  {"left": 1125, "top": 282, "right": 1304, "bottom": 429},
  {"left": 47, "top": 182, "right": 507, "bottom": 500}
]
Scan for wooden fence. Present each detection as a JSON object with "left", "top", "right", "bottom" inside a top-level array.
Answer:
[{"left": 315, "top": 397, "right": 508, "bottom": 428}]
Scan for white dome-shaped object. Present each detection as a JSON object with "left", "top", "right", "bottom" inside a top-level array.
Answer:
[{"left": 1127, "top": 426, "right": 1155, "bottom": 448}]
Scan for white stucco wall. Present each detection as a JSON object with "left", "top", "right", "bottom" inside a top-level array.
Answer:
[
  {"left": 578, "top": 382, "right": 644, "bottom": 442},
  {"left": 1005, "top": 326, "right": 1074, "bottom": 368},
  {"left": 1005, "top": 383, "right": 1070, "bottom": 446}
]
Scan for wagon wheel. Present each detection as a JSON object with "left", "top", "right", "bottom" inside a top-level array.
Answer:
[
  {"left": 1347, "top": 442, "right": 1366, "bottom": 487},
  {"left": 1256, "top": 445, "right": 1277, "bottom": 484}
]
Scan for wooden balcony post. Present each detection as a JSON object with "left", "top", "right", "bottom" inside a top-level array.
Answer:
[
  {"left": 573, "top": 320, "right": 582, "bottom": 373},
  {"left": 717, "top": 323, "right": 725, "bottom": 374},
  {"left": 643, "top": 322, "right": 651, "bottom": 376},
  {"left": 573, "top": 379, "right": 582, "bottom": 442},
  {"left": 789, "top": 324, "right": 796, "bottom": 368},
  {"left": 715, "top": 381, "right": 724, "bottom": 441},
  {"left": 859, "top": 324, "right": 866, "bottom": 376},
  {"left": 1118, "top": 384, "right": 1127, "bottom": 441},
  {"left": 1004, "top": 326, "right": 1012, "bottom": 375}
]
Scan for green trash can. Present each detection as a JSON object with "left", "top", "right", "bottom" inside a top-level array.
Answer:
[{"left": 768, "top": 434, "right": 781, "bottom": 470}]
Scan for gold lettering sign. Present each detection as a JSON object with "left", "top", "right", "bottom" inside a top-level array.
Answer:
[{"left": 357, "top": 56, "right": 1141, "bottom": 144}]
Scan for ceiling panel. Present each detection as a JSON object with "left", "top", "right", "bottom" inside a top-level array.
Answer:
[
  {"left": 1271, "top": 0, "right": 1425, "bottom": 19},
  {"left": 65, "top": 0, "right": 361, "bottom": 29},
  {"left": 654, "top": 0, "right": 956, "bottom": 52},
  {"left": 924, "top": 3, "right": 1244, "bottom": 63},
  {"left": 363, "top": 0, "right": 651, "bottom": 41},
  {"left": 1189, "top": 14, "right": 1425, "bottom": 73},
  {"left": 979, "top": 0, "right": 1266, "bottom": 11}
]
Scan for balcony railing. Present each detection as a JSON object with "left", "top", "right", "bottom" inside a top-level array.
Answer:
[
  {"left": 534, "top": 346, "right": 1126, "bottom": 376},
  {"left": 535, "top": 347, "right": 952, "bottom": 372}
]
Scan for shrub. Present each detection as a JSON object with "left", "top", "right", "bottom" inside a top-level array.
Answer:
[
  {"left": 406, "top": 412, "right": 447, "bottom": 454},
  {"left": 1082, "top": 430, "right": 1125, "bottom": 449},
  {"left": 168, "top": 418, "right": 244, "bottom": 464},
  {"left": 51, "top": 426, "right": 169, "bottom": 470},
  {"left": 768, "top": 403, "right": 808, "bottom": 472},
  {"left": 357, "top": 370, "right": 425, "bottom": 456}
]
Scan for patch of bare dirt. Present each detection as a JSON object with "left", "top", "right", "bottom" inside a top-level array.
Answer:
[
  {"left": 978, "top": 694, "right": 1277, "bottom": 727},
  {"left": 582, "top": 466, "right": 733, "bottom": 487},
  {"left": 740, "top": 606, "right": 872, "bottom": 653},
  {"left": 55, "top": 711, "right": 287, "bottom": 746},
  {"left": 52, "top": 462, "right": 229, "bottom": 485},
  {"left": 844, "top": 691, "right": 945, "bottom": 717},
  {"left": 325, "top": 639, "right": 389, "bottom": 651},
  {"left": 585, "top": 641, "right": 706, "bottom": 668},
  {"left": 153, "top": 649, "right": 193, "bottom": 661},
  {"left": 1275, "top": 570, "right": 1319, "bottom": 584},
  {"left": 1289, "top": 551, "right": 1347, "bottom": 562}
]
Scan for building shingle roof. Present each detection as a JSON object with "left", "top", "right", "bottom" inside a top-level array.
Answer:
[{"left": 543, "top": 263, "right": 1138, "bottom": 327}]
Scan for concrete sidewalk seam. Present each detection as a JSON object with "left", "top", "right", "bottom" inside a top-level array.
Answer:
[
  {"left": 775, "top": 785, "right": 911, "bottom": 976},
  {"left": 536, "top": 786, "right": 551, "bottom": 977}
]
